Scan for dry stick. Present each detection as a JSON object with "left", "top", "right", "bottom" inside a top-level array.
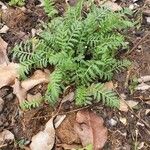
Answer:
[
  {"left": 0, "top": 144, "right": 7, "bottom": 148},
  {"left": 125, "top": 32, "right": 150, "bottom": 56},
  {"left": 31, "top": 105, "right": 90, "bottom": 120}
]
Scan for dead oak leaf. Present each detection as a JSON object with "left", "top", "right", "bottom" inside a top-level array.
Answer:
[
  {"left": 21, "top": 70, "right": 49, "bottom": 91},
  {"left": 0, "top": 37, "right": 9, "bottom": 64},
  {"left": 74, "top": 110, "right": 108, "bottom": 150},
  {"left": 0, "top": 63, "right": 19, "bottom": 88},
  {"left": 12, "top": 78, "right": 27, "bottom": 104},
  {"left": 30, "top": 115, "right": 66, "bottom": 150},
  {"left": 102, "top": 1, "right": 122, "bottom": 11}
]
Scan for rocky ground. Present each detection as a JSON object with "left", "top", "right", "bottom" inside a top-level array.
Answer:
[{"left": 0, "top": 0, "right": 150, "bottom": 150}]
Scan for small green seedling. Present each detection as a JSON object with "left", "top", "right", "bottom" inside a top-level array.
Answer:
[{"left": 9, "top": 0, "right": 25, "bottom": 6}]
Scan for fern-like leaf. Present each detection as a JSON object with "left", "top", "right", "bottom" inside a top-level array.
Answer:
[
  {"left": 45, "top": 69, "right": 62, "bottom": 104},
  {"left": 44, "top": 0, "right": 58, "bottom": 17},
  {"left": 88, "top": 83, "right": 120, "bottom": 108}
]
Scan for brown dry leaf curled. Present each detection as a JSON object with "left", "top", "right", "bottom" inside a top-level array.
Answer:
[
  {"left": 30, "top": 115, "right": 66, "bottom": 150},
  {"left": 21, "top": 70, "right": 49, "bottom": 91},
  {"left": 12, "top": 78, "right": 27, "bottom": 104},
  {"left": 0, "top": 63, "right": 19, "bottom": 88},
  {"left": 0, "top": 130, "right": 14, "bottom": 146},
  {"left": 102, "top": 1, "right": 122, "bottom": 11},
  {"left": 30, "top": 117, "right": 55, "bottom": 150},
  {"left": 0, "top": 37, "right": 9, "bottom": 64},
  {"left": 74, "top": 110, "right": 108, "bottom": 150}
]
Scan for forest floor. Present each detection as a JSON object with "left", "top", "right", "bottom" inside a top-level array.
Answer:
[{"left": 0, "top": 0, "right": 150, "bottom": 150}]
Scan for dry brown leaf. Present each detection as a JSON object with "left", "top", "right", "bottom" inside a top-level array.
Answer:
[
  {"left": 135, "top": 83, "right": 150, "bottom": 91},
  {"left": 12, "top": 78, "right": 27, "bottom": 104},
  {"left": 0, "top": 25, "right": 9, "bottom": 34},
  {"left": 104, "top": 81, "right": 114, "bottom": 90},
  {"left": 30, "top": 115, "right": 66, "bottom": 150},
  {"left": 0, "top": 63, "right": 19, "bottom": 88},
  {"left": 56, "top": 113, "right": 80, "bottom": 144},
  {"left": 119, "top": 99, "right": 128, "bottom": 112},
  {"left": 27, "top": 93, "right": 42, "bottom": 102},
  {"left": 61, "top": 92, "right": 75, "bottom": 103},
  {"left": 0, "top": 130, "right": 14, "bottom": 145},
  {"left": 0, "top": 37, "right": 9, "bottom": 64},
  {"left": 21, "top": 70, "right": 49, "bottom": 91},
  {"left": 102, "top": 1, "right": 122, "bottom": 11},
  {"left": 126, "top": 100, "right": 138, "bottom": 108},
  {"left": 30, "top": 117, "right": 55, "bottom": 150},
  {"left": 54, "top": 115, "right": 66, "bottom": 128},
  {"left": 138, "top": 75, "right": 150, "bottom": 83},
  {"left": 74, "top": 110, "right": 108, "bottom": 150}
]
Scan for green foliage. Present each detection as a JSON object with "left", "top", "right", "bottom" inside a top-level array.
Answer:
[
  {"left": 13, "top": 0, "right": 133, "bottom": 108},
  {"left": 45, "top": 69, "right": 63, "bottom": 104},
  {"left": 129, "top": 76, "right": 138, "bottom": 94},
  {"left": 20, "top": 98, "right": 42, "bottom": 110},
  {"left": 77, "top": 144, "right": 93, "bottom": 150},
  {"left": 9, "top": 0, "right": 25, "bottom": 6},
  {"left": 44, "top": 0, "right": 58, "bottom": 17}
]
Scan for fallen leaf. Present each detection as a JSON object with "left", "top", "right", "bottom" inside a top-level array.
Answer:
[
  {"left": 30, "top": 115, "right": 66, "bottom": 150},
  {"left": 119, "top": 99, "right": 128, "bottom": 112},
  {"left": 74, "top": 110, "right": 108, "bottom": 150},
  {"left": 0, "top": 130, "right": 14, "bottom": 145},
  {"left": 61, "top": 92, "right": 75, "bottom": 103},
  {"left": 102, "top": 1, "right": 122, "bottom": 11},
  {"left": 21, "top": 70, "right": 49, "bottom": 91},
  {"left": 0, "top": 37, "right": 9, "bottom": 64},
  {"left": 56, "top": 113, "right": 80, "bottom": 144},
  {"left": 0, "top": 1, "right": 7, "bottom": 10},
  {"left": 54, "top": 115, "right": 66, "bottom": 128},
  {"left": 104, "top": 81, "right": 114, "bottom": 90},
  {"left": 0, "top": 25, "right": 9, "bottom": 34},
  {"left": 138, "top": 75, "right": 150, "bottom": 83},
  {"left": 145, "top": 109, "right": 150, "bottom": 115},
  {"left": 30, "top": 117, "right": 55, "bottom": 150},
  {"left": 0, "top": 63, "right": 19, "bottom": 88},
  {"left": 27, "top": 93, "right": 42, "bottom": 102},
  {"left": 126, "top": 100, "right": 139, "bottom": 108},
  {"left": 145, "top": 101, "right": 150, "bottom": 105},
  {"left": 135, "top": 83, "right": 150, "bottom": 91},
  {"left": 12, "top": 78, "right": 27, "bottom": 104}
]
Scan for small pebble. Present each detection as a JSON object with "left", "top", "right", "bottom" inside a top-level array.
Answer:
[
  {"left": 137, "top": 122, "right": 144, "bottom": 127},
  {"left": 108, "top": 118, "right": 117, "bottom": 126},
  {"left": 133, "top": 0, "right": 138, "bottom": 3},
  {"left": 129, "top": 4, "right": 134, "bottom": 10},
  {"left": 146, "top": 17, "right": 150, "bottom": 24}
]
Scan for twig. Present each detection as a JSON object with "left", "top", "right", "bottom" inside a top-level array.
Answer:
[
  {"left": 126, "top": 32, "right": 150, "bottom": 56},
  {"left": 0, "top": 144, "right": 7, "bottom": 148},
  {"left": 31, "top": 105, "right": 90, "bottom": 120}
]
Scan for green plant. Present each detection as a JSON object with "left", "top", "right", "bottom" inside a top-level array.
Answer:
[
  {"left": 9, "top": 0, "right": 25, "bottom": 6},
  {"left": 13, "top": 0, "right": 133, "bottom": 108},
  {"left": 129, "top": 76, "right": 138, "bottom": 94},
  {"left": 78, "top": 144, "right": 93, "bottom": 150},
  {"left": 20, "top": 98, "right": 42, "bottom": 110}
]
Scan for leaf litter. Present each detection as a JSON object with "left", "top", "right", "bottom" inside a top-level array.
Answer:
[{"left": 74, "top": 110, "right": 108, "bottom": 150}]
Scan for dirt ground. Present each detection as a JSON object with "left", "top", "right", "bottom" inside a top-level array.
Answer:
[{"left": 0, "top": 0, "right": 150, "bottom": 150}]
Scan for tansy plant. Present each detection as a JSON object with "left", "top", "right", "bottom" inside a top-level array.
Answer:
[{"left": 12, "top": 0, "right": 133, "bottom": 108}]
